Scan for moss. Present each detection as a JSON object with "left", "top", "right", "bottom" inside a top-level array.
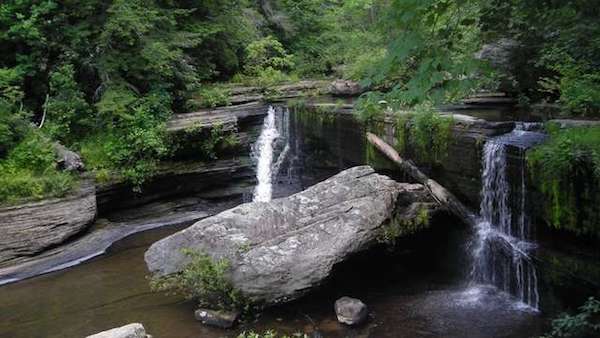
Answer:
[
  {"left": 527, "top": 125, "right": 600, "bottom": 238},
  {"left": 377, "top": 204, "right": 432, "bottom": 246},
  {"left": 389, "top": 104, "right": 454, "bottom": 165}
]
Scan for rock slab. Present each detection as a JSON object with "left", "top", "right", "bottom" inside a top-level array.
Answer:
[
  {"left": 145, "top": 166, "right": 438, "bottom": 305},
  {"left": 86, "top": 323, "right": 148, "bottom": 338},
  {"left": 0, "top": 180, "right": 97, "bottom": 267},
  {"left": 335, "top": 297, "right": 368, "bottom": 325}
]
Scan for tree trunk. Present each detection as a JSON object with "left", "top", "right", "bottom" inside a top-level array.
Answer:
[{"left": 367, "top": 132, "right": 477, "bottom": 227}]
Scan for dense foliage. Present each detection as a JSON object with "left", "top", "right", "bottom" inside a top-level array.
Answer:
[
  {"left": 528, "top": 125, "right": 600, "bottom": 238},
  {"left": 1, "top": 0, "right": 598, "bottom": 202},
  {"left": 0, "top": 0, "right": 260, "bottom": 196}
]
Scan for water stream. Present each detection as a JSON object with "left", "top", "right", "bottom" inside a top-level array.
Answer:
[
  {"left": 252, "top": 106, "right": 281, "bottom": 202},
  {"left": 471, "top": 124, "right": 546, "bottom": 309}
]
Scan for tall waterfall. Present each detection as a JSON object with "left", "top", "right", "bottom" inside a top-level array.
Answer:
[
  {"left": 253, "top": 106, "right": 280, "bottom": 202},
  {"left": 470, "top": 125, "right": 545, "bottom": 309}
]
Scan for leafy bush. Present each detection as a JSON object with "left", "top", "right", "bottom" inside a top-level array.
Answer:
[
  {"left": 541, "top": 297, "right": 600, "bottom": 338},
  {"left": 150, "top": 249, "right": 247, "bottom": 312},
  {"left": 44, "top": 64, "right": 91, "bottom": 143},
  {"left": 190, "top": 86, "right": 231, "bottom": 109},
  {"left": 244, "top": 36, "right": 294, "bottom": 76},
  {"left": 528, "top": 125, "right": 600, "bottom": 237},
  {"left": 169, "top": 123, "right": 239, "bottom": 161},
  {"left": 0, "top": 132, "right": 76, "bottom": 205},
  {"left": 354, "top": 92, "right": 387, "bottom": 123},
  {"left": 79, "top": 88, "right": 171, "bottom": 189}
]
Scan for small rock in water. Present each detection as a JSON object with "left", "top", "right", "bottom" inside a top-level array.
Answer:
[
  {"left": 334, "top": 297, "right": 368, "bottom": 325},
  {"left": 194, "top": 309, "right": 240, "bottom": 329},
  {"left": 86, "top": 323, "right": 149, "bottom": 338}
]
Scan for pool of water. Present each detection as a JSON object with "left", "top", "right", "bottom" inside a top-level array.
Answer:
[{"left": 0, "top": 107, "right": 551, "bottom": 338}]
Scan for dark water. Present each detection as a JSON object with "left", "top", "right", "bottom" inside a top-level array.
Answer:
[{"left": 0, "top": 108, "right": 549, "bottom": 338}]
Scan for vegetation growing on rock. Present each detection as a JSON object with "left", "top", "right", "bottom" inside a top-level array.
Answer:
[
  {"left": 150, "top": 249, "right": 248, "bottom": 312},
  {"left": 528, "top": 125, "right": 600, "bottom": 238}
]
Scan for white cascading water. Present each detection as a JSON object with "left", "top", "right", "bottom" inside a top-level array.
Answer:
[
  {"left": 253, "top": 106, "right": 280, "bottom": 202},
  {"left": 470, "top": 124, "right": 545, "bottom": 310}
]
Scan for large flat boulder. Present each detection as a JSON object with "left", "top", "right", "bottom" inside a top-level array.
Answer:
[{"left": 145, "top": 166, "right": 438, "bottom": 305}]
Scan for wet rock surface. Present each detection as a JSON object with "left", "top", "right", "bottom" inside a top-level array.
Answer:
[
  {"left": 145, "top": 166, "right": 439, "bottom": 305},
  {"left": 194, "top": 309, "right": 240, "bottom": 329},
  {"left": 335, "top": 297, "right": 368, "bottom": 325}
]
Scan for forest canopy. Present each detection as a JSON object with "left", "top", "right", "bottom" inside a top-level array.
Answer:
[{"left": 1, "top": 0, "right": 598, "bottom": 203}]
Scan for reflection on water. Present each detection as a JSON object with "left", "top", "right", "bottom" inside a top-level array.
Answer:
[{"left": 0, "top": 107, "right": 547, "bottom": 338}]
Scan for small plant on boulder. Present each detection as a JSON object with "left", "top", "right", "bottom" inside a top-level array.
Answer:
[{"left": 150, "top": 249, "right": 247, "bottom": 312}]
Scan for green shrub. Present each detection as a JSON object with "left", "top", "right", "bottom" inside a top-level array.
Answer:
[
  {"left": 190, "top": 86, "right": 231, "bottom": 109},
  {"left": 150, "top": 249, "right": 247, "bottom": 312},
  {"left": 528, "top": 125, "right": 600, "bottom": 237},
  {"left": 354, "top": 92, "right": 387, "bottom": 123},
  {"left": 244, "top": 36, "right": 294, "bottom": 76},
  {"left": 540, "top": 297, "right": 600, "bottom": 338},
  {"left": 44, "top": 64, "right": 91, "bottom": 143},
  {"left": 0, "top": 132, "right": 76, "bottom": 205}
]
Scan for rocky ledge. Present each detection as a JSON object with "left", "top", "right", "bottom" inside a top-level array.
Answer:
[
  {"left": 145, "top": 166, "right": 440, "bottom": 305},
  {"left": 0, "top": 179, "right": 97, "bottom": 267}
]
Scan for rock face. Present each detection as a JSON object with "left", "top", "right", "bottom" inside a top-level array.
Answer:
[
  {"left": 0, "top": 180, "right": 97, "bottom": 267},
  {"left": 475, "top": 38, "right": 520, "bottom": 91},
  {"left": 145, "top": 166, "right": 438, "bottom": 305},
  {"left": 86, "top": 323, "right": 148, "bottom": 338},
  {"left": 329, "top": 79, "right": 363, "bottom": 97},
  {"left": 194, "top": 309, "right": 240, "bottom": 329},
  {"left": 335, "top": 297, "right": 368, "bottom": 325}
]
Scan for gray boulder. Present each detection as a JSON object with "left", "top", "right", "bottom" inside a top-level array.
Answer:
[
  {"left": 335, "top": 297, "right": 368, "bottom": 325},
  {"left": 86, "top": 323, "right": 148, "bottom": 338},
  {"left": 145, "top": 166, "right": 438, "bottom": 305},
  {"left": 329, "top": 80, "right": 363, "bottom": 97},
  {"left": 194, "top": 309, "right": 240, "bottom": 328},
  {"left": 54, "top": 143, "right": 85, "bottom": 172}
]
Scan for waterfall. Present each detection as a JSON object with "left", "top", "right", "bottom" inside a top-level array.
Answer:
[
  {"left": 253, "top": 106, "right": 280, "bottom": 202},
  {"left": 470, "top": 126, "right": 545, "bottom": 310}
]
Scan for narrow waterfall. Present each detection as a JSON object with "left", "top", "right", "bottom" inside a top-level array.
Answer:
[
  {"left": 470, "top": 125, "right": 545, "bottom": 309},
  {"left": 253, "top": 106, "right": 280, "bottom": 202}
]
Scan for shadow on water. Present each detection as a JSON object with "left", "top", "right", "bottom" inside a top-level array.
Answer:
[{"left": 0, "top": 106, "right": 548, "bottom": 338}]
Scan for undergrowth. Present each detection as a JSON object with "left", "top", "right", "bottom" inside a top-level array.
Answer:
[{"left": 0, "top": 131, "right": 76, "bottom": 205}]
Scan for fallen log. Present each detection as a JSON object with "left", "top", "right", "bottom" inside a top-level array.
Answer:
[{"left": 367, "top": 132, "right": 477, "bottom": 227}]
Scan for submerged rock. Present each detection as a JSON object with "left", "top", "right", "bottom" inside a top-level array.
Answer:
[
  {"left": 145, "top": 166, "right": 439, "bottom": 305},
  {"left": 335, "top": 297, "right": 368, "bottom": 325},
  {"left": 86, "top": 323, "right": 149, "bottom": 338},
  {"left": 194, "top": 309, "right": 240, "bottom": 328}
]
